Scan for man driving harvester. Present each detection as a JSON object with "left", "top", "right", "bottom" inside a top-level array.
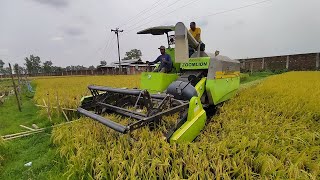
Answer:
[{"left": 148, "top": 45, "right": 173, "bottom": 73}]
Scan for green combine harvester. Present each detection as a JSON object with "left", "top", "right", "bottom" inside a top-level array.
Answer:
[{"left": 78, "top": 22, "right": 240, "bottom": 143}]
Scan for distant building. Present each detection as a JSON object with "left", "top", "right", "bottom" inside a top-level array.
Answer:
[{"left": 97, "top": 58, "right": 155, "bottom": 75}]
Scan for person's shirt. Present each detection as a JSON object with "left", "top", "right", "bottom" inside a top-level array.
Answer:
[
  {"left": 189, "top": 27, "right": 201, "bottom": 42},
  {"left": 153, "top": 54, "right": 172, "bottom": 69}
]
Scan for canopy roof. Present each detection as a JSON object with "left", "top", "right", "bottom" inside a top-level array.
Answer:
[{"left": 137, "top": 26, "right": 174, "bottom": 35}]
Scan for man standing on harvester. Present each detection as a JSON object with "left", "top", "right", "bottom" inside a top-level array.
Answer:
[
  {"left": 189, "top": 22, "right": 205, "bottom": 57},
  {"left": 148, "top": 45, "right": 173, "bottom": 73}
]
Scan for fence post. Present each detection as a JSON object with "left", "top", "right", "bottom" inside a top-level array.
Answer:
[
  {"left": 262, "top": 58, "right": 265, "bottom": 70},
  {"left": 316, "top": 53, "right": 319, "bottom": 70},
  {"left": 286, "top": 56, "right": 290, "bottom": 69},
  {"left": 9, "top": 63, "right": 22, "bottom": 112},
  {"left": 250, "top": 61, "right": 253, "bottom": 75}
]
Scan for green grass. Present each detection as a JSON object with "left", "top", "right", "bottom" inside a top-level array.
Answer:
[
  {"left": 0, "top": 83, "right": 65, "bottom": 179},
  {"left": 0, "top": 79, "right": 17, "bottom": 94},
  {"left": 0, "top": 87, "right": 51, "bottom": 135},
  {"left": 0, "top": 134, "right": 64, "bottom": 180},
  {"left": 240, "top": 71, "right": 275, "bottom": 84}
]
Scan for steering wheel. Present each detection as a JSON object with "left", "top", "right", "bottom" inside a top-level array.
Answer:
[{"left": 169, "top": 35, "right": 175, "bottom": 45}]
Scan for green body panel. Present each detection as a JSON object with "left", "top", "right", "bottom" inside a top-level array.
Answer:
[
  {"left": 170, "top": 97, "right": 207, "bottom": 143},
  {"left": 140, "top": 72, "right": 178, "bottom": 93},
  {"left": 194, "top": 77, "right": 206, "bottom": 97},
  {"left": 180, "top": 57, "right": 210, "bottom": 70},
  {"left": 166, "top": 48, "right": 180, "bottom": 72},
  {"left": 206, "top": 76, "right": 240, "bottom": 105}
]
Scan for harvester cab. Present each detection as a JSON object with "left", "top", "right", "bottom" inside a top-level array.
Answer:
[
  {"left": 136, "top": 25, "right": 178, "bottom": 73},
  {"left": 78, "top": 22, "right": 240, "bottom": 143}
]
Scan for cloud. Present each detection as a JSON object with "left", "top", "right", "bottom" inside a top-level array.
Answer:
[
  {"left": 76, "top": 15, "right": 93, "bottom": 25},
  {"left": 51, "top": 36, "right": 64, "bottom": 41},
  {"left": 64, "top": 50, "right": 73, "bottom": 55},
  {"left": 223, "top": 19, "right": 245, "bottom": 31},
  {"left": 0, "top": 48, "right": 9, "bottom": 52},
  {"left": 0, "top": 48, "right": 9, "bottom": 55},
  {"left": 63, "top": 26, "right": 85, "bottom": 37},
  {"left": 32, "top": 0, "right": 68, "bottom": 8}
]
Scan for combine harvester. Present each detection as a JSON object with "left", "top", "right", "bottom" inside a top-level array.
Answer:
[{"left": 78, "top": 22, "right": 240, "bottom": 143}]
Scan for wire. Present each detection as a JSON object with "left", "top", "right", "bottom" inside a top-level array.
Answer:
[
  {"left": 126, "top": 0, "right": 272, "bottom": 35},
  {"left": 124, "top": 0, "right": 200, "bottom": 34},
  {"left": 104, "top": 34, "right": 115, "bottom": 57},
  {"left": 82, "top": 30, "right": 114, "bottom": 65},
  {"left": 118, "top": 0, "right": 170, "bottom": 28},
  {"left": 195, "top": 0, "right": 272, "bottom": 19},
  {"left": 108, "top": 38, "right": 119, "bottom": 64},
  {"left": 105, "top": 35, "right": 116, "bottom": 61},
  {"left": 164, "top": 0, "right": 200, "bottom": 17},
  {"left": 117, "top": 0, "right": 163, "bottom": 27},
  {"left": 119, "top": 0, "right": 272, "bottom": 59},
  {"left": 124, "top": 0, "right": 185, "bottom": 31},
  {"left": 97, "top": 34, "right": 113, "bottom": 56}
]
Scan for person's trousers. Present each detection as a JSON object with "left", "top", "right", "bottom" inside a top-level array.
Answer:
[{"left": 189, "top": 42, "right": 206, "bottom": 57}]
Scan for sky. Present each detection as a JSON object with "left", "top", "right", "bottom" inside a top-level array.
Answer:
[{"left": 0, "top": 0, "right": 319, "bottom": 67}]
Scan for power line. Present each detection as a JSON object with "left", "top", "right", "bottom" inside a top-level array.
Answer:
[
  {"left": 164, "top": 0, "right": 200, "bottom": 16},
  {"left": 126, "top": 0, "right": 272, "bottom": 35},
  {"left": 105, "top": 35, "right": 116, "bottom": 60},
  {"left": 82, "top": 29, "right": 114, "bottom": 65},
  {"left": 124, "top": 0, "right": 200, "bottom": 34},
  {"left": 119, "top": 0, "right": 272, "bottom": 54},
  {"left": 108, "top": 38, "right": 118, "bottom": 62},
  {"left": 118, "top": 0, "right": 162, "bottom": 27},
  {"left": 118, "top": 0, "right": 169, "bottom": 28},
  {"left": 96, "top": 34, "right": 112, "bottom": 57},
  {"left": 124, "top": 0, "right": 185, "bottom": 31},
  {"left": 103, "top": 33, "right": 116, "bottom": 59},
  {"left": 95, "top": 1, "right": 172, "bottom": 63},
  {"left": 93, "top": 26, "right": 122, "bottom": 63},
  {"left": 195, "top": 0, "right": 272, "bottom": 19}
]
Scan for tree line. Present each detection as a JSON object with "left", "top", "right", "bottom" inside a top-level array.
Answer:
[
  {"left": 0, "top": 49, "right": 142, "bottom": 75},
  {"left": 0, "top": 55, "right": 96, "bottom": 76}
]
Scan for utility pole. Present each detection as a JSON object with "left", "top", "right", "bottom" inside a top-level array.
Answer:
[{"left": 111, "top": 28, "right": 124, "bottom": 73}]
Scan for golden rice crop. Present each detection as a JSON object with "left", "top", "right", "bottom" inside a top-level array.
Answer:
[
  {"left": 49, "top": 71, "right": 320, "bottom": 179},
  {"left": 33, "top": 75, "right": 140, "bottom": 117}
]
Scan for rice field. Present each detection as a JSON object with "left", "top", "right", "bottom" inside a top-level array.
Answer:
[
  {"left": 0, "top": 79, "right": 15, "bottom": 95},
  {"left": 34, "top": 72, "right": 320, "bottom": 179},
  {"left": 33, "top": 75, "right": 140, "bottom": 111}
]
